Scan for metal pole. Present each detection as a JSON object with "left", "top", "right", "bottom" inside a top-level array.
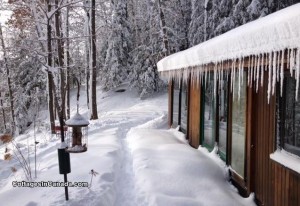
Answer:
[
  {"left": 64, "top": 173, "right": 69, "bottom": 200},
  {"left": 59, "top": 114, "right": 69, "bottom": 201}
]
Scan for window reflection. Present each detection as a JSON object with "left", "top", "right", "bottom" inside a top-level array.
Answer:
[
  {"left": 281, "top": 75, "right": 300, "bottom": 156},
  {"left": 218, "top": 77, "right": 228, "bottom": 160},
  {"left": 181, "top": 82, "right": 188, "bottom": 133},
  {"left": 173, "top": 80, "right": 180, "bottom": 127},
  {"left": 231, "top": 72, "right": 246, "bottom": 178},
  {"left": 203, "top": 74, "right": 216, "bottom": 150}
]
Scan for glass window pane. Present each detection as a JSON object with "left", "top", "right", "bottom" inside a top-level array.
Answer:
[
  {"left": 219, "top": 76, "right": 228, "bottom": 160},
  {"left": 283, "top": 76, "right": 300, "bottom": 156},
  {"left": 203, "top": 74, "right": 216, "bottom": 150},
  {"left": 181, "top": 82, "right": 188, "bottom": 133},
  {"left": 173, "top": 81, "right": 180, "bottom": 127},
  {"left": 231, "top": 72, "right": 246, "bottom": 178}
]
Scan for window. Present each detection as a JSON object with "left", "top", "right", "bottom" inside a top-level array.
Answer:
[
  {"left": 180, "top": 82, "right": 188, "bottom": 133},
  {"left": 200, "top": 70, "right": 247, "bottom": 178},
  {"left": 230, "top": 72, "right": 247, "bottom": 178},
  {"left": 202, "top": 74, "right": 216, "bottom": 151},
  {"left": 278, "top": 74, "right": 300, "bottom": 156},
  {"left": 218, "top": 76, "right": 229, "bottom": 161},
  {"left": 172, "top": 80, "right": 180, "bottom": 127}
]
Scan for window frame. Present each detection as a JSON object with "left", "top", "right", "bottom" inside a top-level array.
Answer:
[
  {"left": 201, "top": 73, "right": 217, "bottom": 152},
  {"left": 180, "top": 79, "right": 189, "bottom": 134},
  {"left": 228, "top": 70, "right": 248, "bottom": 180},
  {"left": 277, "top": 71, "right": 300, "bottom": 157},
  {"left": 199, "top": 70, "right": 248, "bottom": 184},
  {"left": 171, "top": 77, "right": 189, "bottom": 135}
]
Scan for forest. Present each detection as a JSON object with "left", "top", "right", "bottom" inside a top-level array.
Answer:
[{"left": 0, "top": 0, "right": 299, "bottom": 135}]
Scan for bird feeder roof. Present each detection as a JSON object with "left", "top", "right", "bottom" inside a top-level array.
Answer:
[{"left": 65, "top": 113, "right": 89, "bottom": 127}]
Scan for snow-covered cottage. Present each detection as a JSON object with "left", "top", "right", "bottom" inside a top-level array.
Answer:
[{"left": 157, "top": 4, "right": 300, "bottom": 206}]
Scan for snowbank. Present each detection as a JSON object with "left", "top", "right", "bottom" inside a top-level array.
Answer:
[{"left": 127, "top": 127, "right": 256, "bottom": 206}]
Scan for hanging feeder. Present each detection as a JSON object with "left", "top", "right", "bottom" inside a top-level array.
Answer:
[{"left": 65, "top": 113, "right": 89, "bottom": 153}]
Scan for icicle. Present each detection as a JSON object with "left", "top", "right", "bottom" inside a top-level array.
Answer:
[
  {"left": 231, "top": 59, "right": 236, "bottom": 93},
  {"left": 296, "top": 49, "right": 300, "bottom": 101},
  {"left": 238, "top": 58, "right": 241, "bottom": 101},
  {"left": 221, "top": 61, "right": 224, "bottom": 91},
  {"left": 256, "top": 54, "right": 261, "bottom": 92},
  {"left": 280, "top": 50, "right": 285, "bottom": 97},
  {"left": 214, "top": 66, "right": 217, "bottom": 97},
  {"left": 241, "top": 57, "right": 245, "bottom": 85},
  {"left": 267, "top": 52, "right": 273, "bottom": 104},
  {"left": 204, "top": 66, "right": 207, "bottom": 87},
  {"left": 276, "top": 52, "right": 280, "bottom": 82},
  {"left": 248, "top": 56, "right": 251, "bottom": 86},
  {"left": 290, "top": 49, "right": 294, "bottom": 77},
  {"left": 287, "top": 49, "right": 293, "bottom": 76},
  {"left": 253, "top": 55, "right": 257, "bottom": 89},
  {"left": 261, "top": 53, "right": 265, "bottom": 87},
  {"left": 250, "top": 54, "right": 255, "bottom": 88},
  {"left": 272, "top": 51, "right": 277, "bottom": 95},
  {"left": 233, "top": 60, "right": 237, "bottom": 99}
]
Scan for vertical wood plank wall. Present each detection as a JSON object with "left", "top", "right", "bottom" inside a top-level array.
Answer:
[
  {"left": 252, "top": 72, "right": 276, "bottom": 206},
  {"left": 188, "top": 81, "right": 201, "bottom": 148},
  {"left": 273, "top": 162, "right": 300, "bottom": 206},
  {"left": 250, "top": 71, "right": 300, "bottom": 206}
]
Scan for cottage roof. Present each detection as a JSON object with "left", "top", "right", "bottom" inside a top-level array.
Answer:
[{"left": 157, "top": 4, "right": 300, "bottom": 73}]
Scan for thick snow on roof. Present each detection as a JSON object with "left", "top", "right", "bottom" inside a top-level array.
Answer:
[
  {"left": 157, "top": 4, "right": 300, "bottom": 72},
  {"left": 65, "top": 113, "right": 89, "bottom": 126}
]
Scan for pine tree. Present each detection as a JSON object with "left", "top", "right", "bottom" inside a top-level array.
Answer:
[{"left": 103, "top": 0, "right": 131, "bottom": 90}]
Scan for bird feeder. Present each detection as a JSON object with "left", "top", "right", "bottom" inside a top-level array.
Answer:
[{"left": 65, "top": 113, "right": 89, "bottom": 153}]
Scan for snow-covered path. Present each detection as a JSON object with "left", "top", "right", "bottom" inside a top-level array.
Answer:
[{"left": 0, "top": 86, "right": 255, "bottom": 206}]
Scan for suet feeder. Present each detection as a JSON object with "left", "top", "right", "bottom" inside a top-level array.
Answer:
[{"left": 65, "top": 113, "right": 89, "bottom": 153}]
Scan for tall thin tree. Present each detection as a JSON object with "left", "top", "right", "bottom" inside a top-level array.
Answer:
[{"left": 90, "top": 0, "right": 98, "bottom": 119}]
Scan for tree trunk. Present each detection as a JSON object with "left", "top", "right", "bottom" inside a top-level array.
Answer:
[
  {"left": 47, "top": 0, "right": 55, "bottom": 134},
  {"left": 55, "top": 0, "right": 66, "bottom": 120},
  {"left": 84, "top": 1, "right": 90, "bottom": 110},
  {"left": 0, "top": 92, "right": 7, "bottom": 132},
  {"left": 90, "top": 0, "right": 98, "bottom": 119},
  {"left": 65, "top": 1, "right": 71, "bottom": 119},
  {"left": 0, "top": 24, "right": 15, "bottom": 135}
]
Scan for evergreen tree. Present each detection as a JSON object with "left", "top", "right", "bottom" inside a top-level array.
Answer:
[{"left": 103, "top": 0, "right": 131, "bottom": 90}]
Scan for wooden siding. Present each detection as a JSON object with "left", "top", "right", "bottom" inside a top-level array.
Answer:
[
  {"left": 274, "top": 162, "right": 300, "bottom": 206},
  {"left": 188, "top": 81, "right": 201, "bottom": 148},
  {"left": 251, "top": 71, "right": 300, "bottom": 206},
  {"left": 251, "top": 71, "right": 276, "bottom": 205}
]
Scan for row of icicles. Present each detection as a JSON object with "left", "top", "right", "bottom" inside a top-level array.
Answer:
[{"left": 160, "top": 48, "right": 300, "bottom": 104}]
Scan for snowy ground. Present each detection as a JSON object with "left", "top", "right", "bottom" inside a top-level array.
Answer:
[{"left": 0, "top": 84, "right": 255, "bottom": 206}]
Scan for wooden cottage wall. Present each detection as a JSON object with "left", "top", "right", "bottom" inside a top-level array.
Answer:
[
  {"left": 274, "top": 163, "right": 300, "bottom": 206},
  {"left": 188, "top": 80, "right": 201, "bottom": 148},
  {"left": 166, "top": 56, "right": 300, "bottom": 206},
  {"left": 251, "top": 70, "right": 300, "bottom": 206},
  {"left": 251, "top": 70, "right": 276, "bottom": 205}
]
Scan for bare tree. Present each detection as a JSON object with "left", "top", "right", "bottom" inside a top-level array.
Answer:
[{"left": 90, "top": 0, "right": 98, "bottom": 119}]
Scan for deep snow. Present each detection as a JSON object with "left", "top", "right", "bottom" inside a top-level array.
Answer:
[{"left": 0, "top": 84, "right": 255, "bottom": 206}]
